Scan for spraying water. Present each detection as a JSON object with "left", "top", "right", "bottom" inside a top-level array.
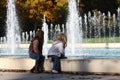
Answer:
[
  {"left": 42, "top": 15, "right": 48, "bottom": 55},
  {"left": 6, "top": 0, "right": 21, "bottom": 54},
  {"left": 66, "top": 0, "right": 82, "bottom": 55}
]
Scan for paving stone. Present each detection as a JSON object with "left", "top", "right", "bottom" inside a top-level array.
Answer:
[{"left": 0, "top": 72, "right": 120, "bottom": 80}]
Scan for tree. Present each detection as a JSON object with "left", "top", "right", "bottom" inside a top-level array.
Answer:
[
  {"left": 81, "top": 0, "right": 119, "bottom": 15},
  {"left": 0, "top": 0, "right": 6, "bottom": 36},
  {"left": 15, "top": 0, "right": 68, "bottom": 31}
]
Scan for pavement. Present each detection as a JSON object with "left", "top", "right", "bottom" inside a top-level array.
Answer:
[{"left": 0, "top": 72, "right": 120, "bottom": 80}]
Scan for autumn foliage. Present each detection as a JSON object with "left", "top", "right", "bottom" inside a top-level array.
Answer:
[{"left": 15, "top": 0, "right": 68, "bottom": 31}]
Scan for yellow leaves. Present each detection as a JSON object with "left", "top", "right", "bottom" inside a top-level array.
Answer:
[
  {"left": 16, "top": 0, "right": 68, "bottom": 23},
  {"left": 24, "top": 0, "right": 38, "bottom": 7},
  {"left": 31, "top": 0, "right": 39, "bottom": 7},
  {"left": 44, "top": 10, "right": 57, "bottom": 22},
  {"left": 23, "top": 3, "right": 28, "bottom": 8},
  {"left": 44, "top": 11, "right": 51, "bottom": 18},
  {"left": 29, "top": 15, "right": 33, "bottom": 18},
  {"left": 56, "top": 0, "right": 68, "bottom": 7},
  {"left": 36, "top": 16, "right": 40, "bottom": 19},
  {"left": 46, "top": 1, "right": 53, "bottom": 7},
  {"left": 26, "top": 0, "right": 31, "bottom": 5},
  {"left": 34, "top": 0, "right": 39, "bottom": 4},
  {"left": 24, "top": 0, "right": 40, "bottom": 8},
  {"left": 29, "top": 9, "right": 35, "bottom": 14}
]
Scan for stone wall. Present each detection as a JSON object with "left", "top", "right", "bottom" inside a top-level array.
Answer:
[{"left": 0, "top": 58, "right": 120, "bottom": 74}]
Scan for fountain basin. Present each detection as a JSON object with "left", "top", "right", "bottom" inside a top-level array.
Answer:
[
  {"left": 0, "top": 43, "right": 120, "bottom": 73},
  {"left": 0, "top": 58, "right": 120, "bottom": 74}
]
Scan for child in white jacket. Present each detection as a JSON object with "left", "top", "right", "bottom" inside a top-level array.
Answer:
[{"left": 48, "top": 33, "right": 67, "bottom": 73}]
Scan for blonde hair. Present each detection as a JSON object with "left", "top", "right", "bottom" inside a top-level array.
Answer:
[{"left": 56, "top": 33, "right": 67, "bottom": 48}]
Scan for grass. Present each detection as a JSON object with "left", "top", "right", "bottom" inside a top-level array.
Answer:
[
  {"left": 83, "top": 37, "right": 120, "bottom": 43},
  {"left": 2, "top": 37, "right": 119, "bottom": 44}
]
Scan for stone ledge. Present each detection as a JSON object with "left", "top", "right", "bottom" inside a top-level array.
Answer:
[{"left": 0, "top": 58, "right": 120, "bottom": 74}]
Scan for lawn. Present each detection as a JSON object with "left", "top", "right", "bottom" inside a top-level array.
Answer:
[{"left": 83, "top": 37, "right": 120, "bottom": 43}]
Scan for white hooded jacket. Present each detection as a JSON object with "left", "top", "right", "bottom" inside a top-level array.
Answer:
[{"left": 48, "top": 40, "right": 64, "bottom": 57}]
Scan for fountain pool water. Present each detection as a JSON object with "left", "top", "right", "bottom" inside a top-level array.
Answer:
[{"left": 1, "top": 47, "right": 120, "bottom": 59}]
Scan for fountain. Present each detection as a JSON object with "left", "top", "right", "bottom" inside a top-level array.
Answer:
[
  {"left": 42, "top": 15, "right": 48, "bottom": 56},
  {"left": 0, "top": 0, "right": 120, "bottom": 59},
  {"left": 6, "top": 0, "right": 21, "bottom": 54},
  {"left": 66, "top": 0, "right": 82, "bottom": 56}
]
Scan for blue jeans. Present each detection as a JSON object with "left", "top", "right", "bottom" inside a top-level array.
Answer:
[
  {"left": 29, "top": 53, "right": 45, "bottom": 66},
  {"left": 48, "top": 55, "right": 61, "bottom": 71}
]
